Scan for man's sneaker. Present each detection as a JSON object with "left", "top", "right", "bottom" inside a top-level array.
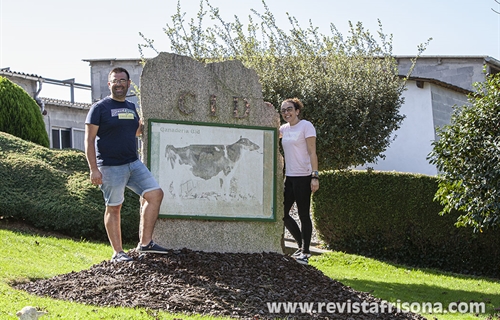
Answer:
[
  {"left": 137, "top": 240, "right": 168, "bottom": 254},
  {"left": 294, "top": 252, "right": 311, "bottom": 265},
  {"left": 111, "top": 251, "right": 133, "bottom": 262},
  {"left": 291, "top": 249, "right": 302, "bottom": 258}
]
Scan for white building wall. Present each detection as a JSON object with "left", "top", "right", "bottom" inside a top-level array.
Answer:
[
  {"left": 358, "top": 80, "right": 470, "bottom": 176},
  {"left": 359, "top": 80, "right": 438, "bottom": 175}
]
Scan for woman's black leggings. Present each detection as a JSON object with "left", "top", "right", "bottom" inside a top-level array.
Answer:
[{"left": 283, "top": 175, "right": 312, "bottom": 254}]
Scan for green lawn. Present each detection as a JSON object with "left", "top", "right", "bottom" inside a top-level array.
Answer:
[
  {"left": 0, "top": 228, "right": 230, "bottom": 320},
  {"left": 1, "top": 227, "right": 499, "bottom": 319},
  {"left": 311, "top": 252, "right": 500, "bottom": 320}
]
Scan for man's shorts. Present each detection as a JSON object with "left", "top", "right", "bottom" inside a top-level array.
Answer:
[{"left": 99, "top": 159, "right": 161, "bottom": 206}]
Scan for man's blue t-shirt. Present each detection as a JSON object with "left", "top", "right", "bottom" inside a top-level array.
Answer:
[{"left": 85, "top": 96, "right": 139, "bottom": 166}]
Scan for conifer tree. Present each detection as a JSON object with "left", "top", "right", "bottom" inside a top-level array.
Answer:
[{"left": 0, "top": 77, "right": 49, "bottom": 147}]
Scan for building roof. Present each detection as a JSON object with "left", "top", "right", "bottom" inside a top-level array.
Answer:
[
  {"left": 0, "top": 68, "right": 42, "bottom": 81},
  {"left": 395, "top": 55, "right": 500, "bottom": 71},
  {"left": 40, "top": 97, "right": 91, "bottom": 109},
  {"left": 82, "top": 58, "right": 143, "bottom": 64},
  {"left": 404, "top": 76, "right": 473, "bottom": 94},
  {"left": 83, "top": 55, "right": 500, "bottom": 65}
]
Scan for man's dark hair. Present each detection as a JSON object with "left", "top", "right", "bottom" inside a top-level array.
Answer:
[{"left": 109, "top": 67, "right": 130, "bottom": 80}]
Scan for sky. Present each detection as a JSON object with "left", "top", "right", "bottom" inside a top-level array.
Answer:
[{"left": 1, "top": 0, "right": 500, "bottom": 102}]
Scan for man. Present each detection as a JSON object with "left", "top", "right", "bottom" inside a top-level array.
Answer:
[{"left": 85, "top": 67, "right": 167, "bottom": 262}]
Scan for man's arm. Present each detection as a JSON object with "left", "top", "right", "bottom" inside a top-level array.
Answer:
[
  {"left": 85, "top": 124, "right": 102, "bottom": 185},
  {"left": 136, "top": 118, "right": 144, "bottom": 137}
]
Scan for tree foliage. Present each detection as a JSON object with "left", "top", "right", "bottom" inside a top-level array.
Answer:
[
  {"left": 0, "top": 77, "right": 49, "bottom": 147},
  {"left": 139, "top": 0, "right": 426, "bottom": 170},
  {"left": 428, "top": 72, "right": 500, "bottom": 231}
]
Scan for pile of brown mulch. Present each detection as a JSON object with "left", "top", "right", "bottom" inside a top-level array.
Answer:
[{"left": 14, "top": 248, "right": 426, "bottom": 320}]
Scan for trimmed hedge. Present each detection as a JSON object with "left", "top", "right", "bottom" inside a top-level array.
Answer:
[
  {"left": 0, "top": 132, "right": 140, "bottom": 242},
  {"left": 312, "top": 170, "right": 500, "bottom": 278}
]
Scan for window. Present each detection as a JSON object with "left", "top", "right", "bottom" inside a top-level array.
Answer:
[
  {"left": 73, "top": 129, "right": 85, "bottom": 151},
  {"left": 52, "top": 128, "right": 71, "bottom": 149}
]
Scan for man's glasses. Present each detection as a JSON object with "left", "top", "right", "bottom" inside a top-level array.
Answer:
[
  {"left": 280, "top": 106, "right": 295, "bottom": 114},
  {"left": 110, "top": 79, "right": 129, "bottom": 84}
]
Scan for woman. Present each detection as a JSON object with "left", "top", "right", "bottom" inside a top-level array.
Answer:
[{"left": 279, "top": 98, "right": 319, "bottom": 265}]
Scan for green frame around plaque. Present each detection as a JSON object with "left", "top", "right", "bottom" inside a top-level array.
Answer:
[{"left": 148, "top": 119, "right": 277, "bottom": 221}]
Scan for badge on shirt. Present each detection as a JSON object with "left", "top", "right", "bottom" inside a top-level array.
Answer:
[
  {"left": 112, "top": 108, "right": 136, "bottom": 120},
  {"left": 118, "top": 112, "right": 135, "bottom": 120}
]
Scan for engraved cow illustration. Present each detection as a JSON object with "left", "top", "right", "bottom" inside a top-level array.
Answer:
[{"left": 164, "top": 137, "right": 260, "bottom": 201}]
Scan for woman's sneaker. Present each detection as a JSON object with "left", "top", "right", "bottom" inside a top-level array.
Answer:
[
  {"left": 137, "top": 240, "right": 168, "bottom": 254},
  {"left": 111, "top": 251, "right": 133, "bottom": 262},
  {"left": 294, "top": 252, "right": 311, "bottom": 265},
  {"left": 291, "top": 249, "right": 302, "bottom": 258}
]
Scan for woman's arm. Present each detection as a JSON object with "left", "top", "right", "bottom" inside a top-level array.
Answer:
[{"left": 306, "top": 136, "right": 319, "bottom": 193}]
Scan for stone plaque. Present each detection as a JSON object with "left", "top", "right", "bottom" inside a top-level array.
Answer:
[{"left": 140, "top": 52, "right": 284, "bottom": 253}]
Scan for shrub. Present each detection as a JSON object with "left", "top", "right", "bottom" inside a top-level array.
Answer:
[
  {"left": 429, "top": 72, "right": 500, "bottom": 230},
  {"left": 0, "top": 77, "right": 49, "bottom": 147}
]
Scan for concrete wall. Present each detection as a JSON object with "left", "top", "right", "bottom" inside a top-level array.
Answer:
[
  {"left": 397, "top": 56, "right": 487, "bottom": 92},
  {"left": 42, "top": 101, "right": 89, "bottom": 150},
  {"left": 9, "top": 77, "right": 38, "bottom": 97},
  {"left": 86, "top": 59, "right": 142, "bottom": 106},
  {"left": 430, "top": 84, "right": 469, "bottom": 140}
]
